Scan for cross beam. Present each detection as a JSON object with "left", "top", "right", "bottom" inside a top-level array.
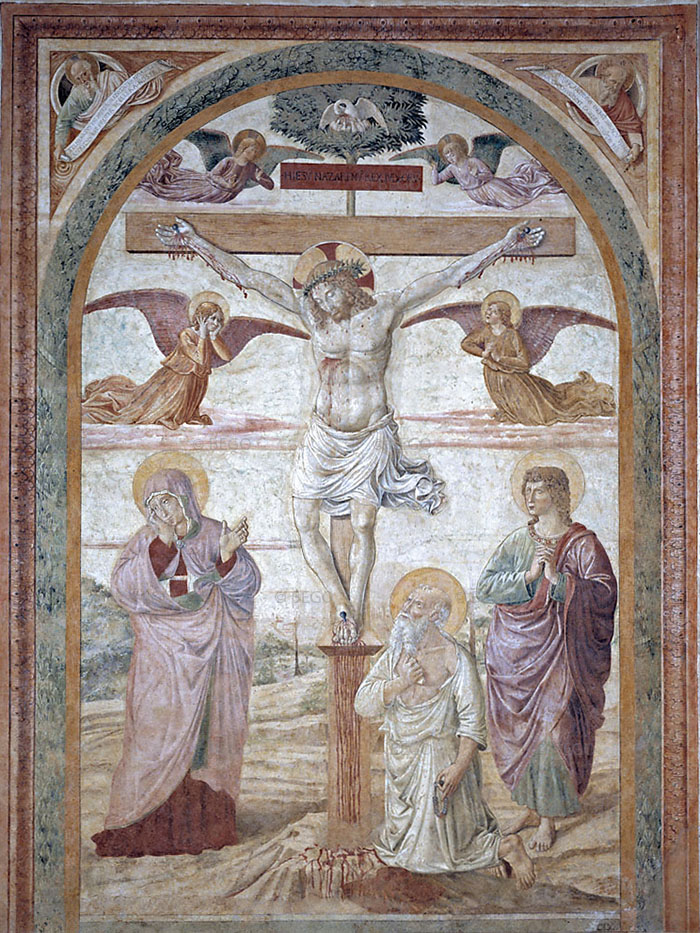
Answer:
[{"left": 125, "top": 212, "right": 575, "bottom": 256}]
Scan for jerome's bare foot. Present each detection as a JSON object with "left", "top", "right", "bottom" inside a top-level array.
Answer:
[
  {"left": 486, "top": 860, "right": 509, "bottom": 879},
  {"left": 498, "top": 834, "right": 536, "bottom": 890},
  {"left": 528, "top": 817, "right": 556, "bottom": 851},
  {"left": 500, "top": 808, "right": 540, "bottom": 836}
]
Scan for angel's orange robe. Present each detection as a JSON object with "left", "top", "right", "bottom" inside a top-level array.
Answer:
[
  {"left": 461, "top": 325, "right": 616, "bottom": 425},
  {"left": 82, "top": 327, "right": 229, "bottom": 430}
]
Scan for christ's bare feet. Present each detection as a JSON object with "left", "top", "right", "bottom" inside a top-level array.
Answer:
[
  {"left": 500, "top": 807, "right": 540, "bottom": 836},
  {"left": 498, "top": 834, "right": 536, "bottom": 889},
  {"left": 529, "top": 817, "right": 556, "bottom": 851},
  {"left": 332, "top": 611, "right": 359, "bottom": 646}
]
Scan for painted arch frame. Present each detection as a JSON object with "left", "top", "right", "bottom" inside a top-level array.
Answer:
[{"left": 1, "top": 6, "right": 696, "bottom": 932}]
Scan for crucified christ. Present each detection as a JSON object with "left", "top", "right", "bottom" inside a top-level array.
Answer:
[{"left": 155, "top": 218, "right": 545, "bottom": 643}]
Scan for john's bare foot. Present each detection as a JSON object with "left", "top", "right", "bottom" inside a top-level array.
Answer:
[
  {"left": 529, "top": 817, "right": 556, "bottom": 851},
  {"left": 500, "top": 808, "right": 540, "bottom": 836},
  {"left": 498, "top": 835, "right": 536, "bottom": 890},
  {"left": 486, "top": 860, "right": 509, "bottom": 879}
]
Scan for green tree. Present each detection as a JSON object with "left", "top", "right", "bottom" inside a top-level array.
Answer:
[
  {"left": 81, "top": 575, "right": 133, "bottom": 700},
  {"left": 271, "top": 84, "right": 427, "bottom": 215}
]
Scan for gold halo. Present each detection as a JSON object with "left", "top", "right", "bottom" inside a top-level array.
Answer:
[
  {"left": 232, "top": 129, "right": 266, "bottom": 160},
  {"left": 187, "top": 290, "right": 230, "bottom": 325},
  {"left": 292, "top": 241, "right": 373, "bottom": 292},
  {"left": 132, "top": 452, "right": 209, "bottom": 515},
  {"left": 568, "top": 56, "right": 646, "bottom": 138},
  {"left": 481, "top": 290, "right": 522, "bottom": 328},
  {"left": 390, "top": 568, "right": 467, "bottom": 636},
  {"left": 437, "top": 133, "right": 470, "bottom": 159},
  {"left": 510, "top": 449, "right": 585, "bottom": 514}
]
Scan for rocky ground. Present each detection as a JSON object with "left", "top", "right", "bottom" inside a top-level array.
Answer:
[{"left": 81, "top": 669, "right": 620, "bottom": 925}]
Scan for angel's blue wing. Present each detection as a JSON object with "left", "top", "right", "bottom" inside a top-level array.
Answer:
[
  {"left": 471, "top": 134, "right": 514, "bottom": 174},
  {"left": 185, "top": 129, "right": 233, "bottom": 172}
]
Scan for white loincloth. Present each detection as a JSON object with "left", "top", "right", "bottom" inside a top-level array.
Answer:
[{"left": 291, "top": 411, "right": 444, "bottom": 517}]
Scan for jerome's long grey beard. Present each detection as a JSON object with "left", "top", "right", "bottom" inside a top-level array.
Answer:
[{"left": 390, "top": 612, "right": 431, "bottom": 657}]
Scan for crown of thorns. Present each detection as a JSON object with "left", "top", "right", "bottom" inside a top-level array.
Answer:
[{"left": 302, "top": 260, "right": 366, "bottom": 297}]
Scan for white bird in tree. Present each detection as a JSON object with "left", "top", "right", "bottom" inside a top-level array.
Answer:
[{"left": 319, "top": 98, "right": 388, "bottom": 133}]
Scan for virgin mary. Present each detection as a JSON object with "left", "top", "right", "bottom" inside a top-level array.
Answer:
[{"left": 92, "top": 458, "right": 260, "bottom": 857}]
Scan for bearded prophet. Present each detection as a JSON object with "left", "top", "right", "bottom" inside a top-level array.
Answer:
[
  {"left": 92, "top": 468, "right": 260, "bottom": 857},
  {"left": 54, "top": 53, "right": 164, "bottom": 163},
  {"left": 54, "top": 61, "right": 123, "bottom": 159},
  {"left": 575, "top": 57, "right": 645, "bottom": 165},
  {"left": 476, "top": 466, "right": 617, "bottom": 849}
]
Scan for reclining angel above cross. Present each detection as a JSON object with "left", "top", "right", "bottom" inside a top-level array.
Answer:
[
  {"left": 391, "top": 132, "right": 565, "bottom": 210},
  {"left": 155, "top": 217, "right": 545, "bottom": 644},
  {"left": 138, "top": 127, "right": 322, "bottom": 204}
]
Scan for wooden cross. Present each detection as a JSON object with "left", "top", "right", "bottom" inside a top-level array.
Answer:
[
  {"left": 126, "top": 212, "right": 575, "bottom": 256},
  {"left": 125, "top": 209, "right": 574, "bottom": 846}
]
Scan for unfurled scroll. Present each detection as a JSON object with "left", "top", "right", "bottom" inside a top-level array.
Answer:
[
  {"left": 60, "top": 60, "right": 176, "bottom": 162},
  {"left": 519, "top": 66, "right": 631, "bottom": 159}
]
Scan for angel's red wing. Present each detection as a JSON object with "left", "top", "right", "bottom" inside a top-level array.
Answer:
[
  {"left": 519, "top": 306, "right": 617, "bottom": 365},
  {"left": 214, "top": 317, "right": 310, "bottom": 367},
  {"left": 401, "top": 302, "right": 483, "bottom": 335},
  {"left": 83, "top": 289, "right": 190, "bottom": 357}
]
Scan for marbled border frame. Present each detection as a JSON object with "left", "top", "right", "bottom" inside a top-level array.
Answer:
[{"left": 0, "top": 5, "right": 696, "bottom": 932}]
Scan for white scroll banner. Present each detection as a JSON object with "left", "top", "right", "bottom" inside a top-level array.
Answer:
[
  {"left": 518, "top": 66, "right": 631, "bottom": 160},
  {"left": 60, "top": 59, "right": 176, "bottom": 162}
]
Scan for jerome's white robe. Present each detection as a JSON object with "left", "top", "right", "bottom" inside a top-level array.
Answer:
[{"left": 355, "top": 640, "right": 501, "bottom": 873}]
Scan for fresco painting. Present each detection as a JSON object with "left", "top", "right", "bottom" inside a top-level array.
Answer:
[
  {"left": 1, "top": 6, "right": 697, "bottom": 932},
  {"left": 79, "top": 65, "right": 622, "bottom": 924}
]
